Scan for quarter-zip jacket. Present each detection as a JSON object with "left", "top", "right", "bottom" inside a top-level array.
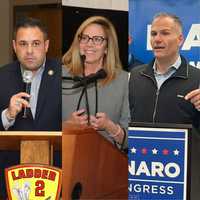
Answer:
[{"left": 129, "top": 56, "right": 200, "bottom": 129}]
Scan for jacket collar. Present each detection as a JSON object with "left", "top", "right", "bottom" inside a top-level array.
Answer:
[{"left": 141, "top": 55, "right": 189, "bottom": 79}]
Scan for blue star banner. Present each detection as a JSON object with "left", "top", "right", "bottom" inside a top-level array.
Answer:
[{"left": 128, "top": 127, "right": 189, "bottom": 200}]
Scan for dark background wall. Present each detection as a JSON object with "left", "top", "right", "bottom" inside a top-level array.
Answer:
[
  {"left": 62, "top": 6, "right": 128, "bottom": 70},
  {"left": 0, "top": 2, "right": 128, "bottom": 70},
  {"left": 13, "top": 3, "right": 62, "bottom": 60}
]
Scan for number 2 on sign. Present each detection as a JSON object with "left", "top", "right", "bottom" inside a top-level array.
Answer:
[{"left": 35, "top": 180, "right": 45, "bottom": 196}]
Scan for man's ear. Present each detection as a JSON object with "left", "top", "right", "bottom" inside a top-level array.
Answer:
[
  {"left": 13, "top": 40, "right": 17, "bottom": 53},
  {"left": 45, "top": 40, "right": 50, "bottom": 53},
  {"left": 178, "top": 33, "right": 184, "bottom": 47}
]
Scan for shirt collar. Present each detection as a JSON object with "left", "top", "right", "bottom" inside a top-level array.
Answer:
[
  {"left": 153, "top": 55, "right": 181, "bottom": 74},
  {"left": 20, "top": 58, "right": 46, "bottom": 77}
]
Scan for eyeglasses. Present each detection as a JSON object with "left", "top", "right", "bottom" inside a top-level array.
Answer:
[{"left": 78, "top": 34, "right": 107, "bottom": 45}]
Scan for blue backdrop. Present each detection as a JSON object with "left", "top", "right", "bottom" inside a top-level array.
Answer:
[{"left": 129, "top": 0, "right": 200, "bottom": 68}]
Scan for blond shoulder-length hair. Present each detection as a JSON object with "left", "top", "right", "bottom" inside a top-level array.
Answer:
[{"left": 62, "top": 16, "right": 122, "bottom": 85}]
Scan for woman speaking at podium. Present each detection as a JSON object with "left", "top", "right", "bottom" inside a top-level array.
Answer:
[{"left": 62, "top": 16, "right": 130, "bottom": 150}]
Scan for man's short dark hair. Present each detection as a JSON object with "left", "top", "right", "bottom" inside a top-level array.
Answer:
[{"left": 13, "top": 17, "right": 48, "bottom": 40}]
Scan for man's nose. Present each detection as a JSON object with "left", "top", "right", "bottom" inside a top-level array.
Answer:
[
  {"left": 26, "top": 44, "right": 33, "bottom": 54},
  {"left": 154, "top": 33, "right": 162, "bottom": 41}
]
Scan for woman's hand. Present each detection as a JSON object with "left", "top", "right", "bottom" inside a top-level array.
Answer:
[
  {"left": 90, "top": 112, "right": 124, "bottom": 144},
  {"left": 90, "top": 112, "right": 111, "bottom": 130},
  {"left": 68, "top": 109, "right": 88, "bottom": 125}
]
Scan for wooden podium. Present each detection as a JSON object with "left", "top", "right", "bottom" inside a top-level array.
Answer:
[
  {"left": 62, "top": 122, "right": 128, "bottom": 200},
  {"left": 0, "top": 131, "right": 61, "bottom": 164},
  {"left": 0, "top": 131, "right": 61, "bottom": 200}
]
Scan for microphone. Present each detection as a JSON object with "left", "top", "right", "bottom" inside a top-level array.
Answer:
[
  {"left": 72, "top": 69, "right": 107, "bottom": 89},
  {"left": 23, "top": 70, "right": 33, "bottom": 84},
  {"left": 62, "top": 76, "right": 82, "bottom": 81},
  {"left": 81, "top": 54, "right": 86, "bottom": 64},
  {"left": 81, "top": 54, "right": 86, "bottom": 76},
  {"left": 22, "top": 70, "right": 33, "bottom": 118}
]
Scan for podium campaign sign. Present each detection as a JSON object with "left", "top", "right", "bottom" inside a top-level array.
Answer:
[{"left": 128, "top": 125, "right": 189, "bottom": 200}]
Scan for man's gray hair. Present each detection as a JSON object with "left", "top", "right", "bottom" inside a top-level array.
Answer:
[{"left": 152, "top": 12, "right": 183, "bottom": 32}]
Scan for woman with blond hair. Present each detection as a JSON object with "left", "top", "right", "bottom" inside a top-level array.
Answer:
[{"left": 62, "top": 16, "right": 129, "bottom": 150}]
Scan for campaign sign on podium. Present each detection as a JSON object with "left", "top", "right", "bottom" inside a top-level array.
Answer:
[{"left": 128, "top": 124, "right": 190, "bottom": 200}]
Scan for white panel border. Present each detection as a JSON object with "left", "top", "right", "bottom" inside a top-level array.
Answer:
[{"left": 62, "top": 0, "right": 128, "bottom": 11}]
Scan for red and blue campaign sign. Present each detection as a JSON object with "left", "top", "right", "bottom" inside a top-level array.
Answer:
[{"left": 128, "top": 126, "right": 189, "bottom": 200}]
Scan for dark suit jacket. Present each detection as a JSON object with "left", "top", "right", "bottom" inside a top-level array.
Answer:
[{"left": 0, "top": 59, "right": 61, "bottom": 131}]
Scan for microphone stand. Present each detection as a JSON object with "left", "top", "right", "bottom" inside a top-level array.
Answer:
[
  {"left": 76, "top": 55, "right": 91, "bottom": 125},
  {"left": 83, "top": 76, "right": 90, "bottom": 125}
]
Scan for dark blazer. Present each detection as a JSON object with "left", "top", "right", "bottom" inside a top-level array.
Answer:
[{"left": 0, "top": 59, "right": 61, "bottom": 131}]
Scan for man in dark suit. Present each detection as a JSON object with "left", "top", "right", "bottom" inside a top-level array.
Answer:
[
  {"left": 0, "top": 17, "right": 61, "bottom": 131},
  {"left": 0, "top": 17, "right": 61, "bottom": 198}
]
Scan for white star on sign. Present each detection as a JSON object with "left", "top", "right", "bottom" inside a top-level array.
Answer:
[
  {"left": 174, "top": 149, "right": 179, "bottom": 156},
  {"left": 152, "top": 148, "right": 158, "bottom": 155},
  {"left": 131, "top": 147, "right": 136, "bottom": 154}
]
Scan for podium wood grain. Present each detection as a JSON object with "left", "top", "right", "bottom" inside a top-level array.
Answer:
[
  {"left": 62, "top": 122, "right": 128, "bottom": 199},
  {"left": 0, "top": 131, "right": 61, "bottom": 164}
]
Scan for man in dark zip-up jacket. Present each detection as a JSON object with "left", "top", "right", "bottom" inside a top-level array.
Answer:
[{"left": 129, "top": 13, "right": 200, "bottom": 130}]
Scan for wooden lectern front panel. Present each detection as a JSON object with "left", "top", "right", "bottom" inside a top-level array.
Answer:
[
  {"left": 62, "top": 122, "right": 128, "bottom": 199},
  {"left": 20, "top": 140, "right": 50, "bottom": 164}
]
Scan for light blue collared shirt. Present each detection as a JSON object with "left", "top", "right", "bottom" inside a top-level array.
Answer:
[
  {"left": 28, "top": 62, "right": 45, "bottom": 118},
  {"left": 153, "top": 55, "right": 181, "bottom": 89}
]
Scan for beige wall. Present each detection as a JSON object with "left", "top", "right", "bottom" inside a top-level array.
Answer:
[
  {"left": 0, "top": 1, "right": 12, "bottom": 66},
  {"left": 62, "top": 0, "right": 128, "bottom": 11}
]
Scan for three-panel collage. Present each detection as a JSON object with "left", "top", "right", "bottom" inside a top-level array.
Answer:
[{"left": 0, "top": 0, "right": 199, "bottom": 199}]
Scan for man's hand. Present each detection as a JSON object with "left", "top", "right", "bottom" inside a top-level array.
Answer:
[
  {"left": 6, "top": 92, "right": 30, "bottom": 120},
  {"left": 185, "top": 89, "right": 200, "bottom": 110}
]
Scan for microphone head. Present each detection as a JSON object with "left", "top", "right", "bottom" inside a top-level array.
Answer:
[
  {"left": 80, "top": 55, "right": 86, "bottom": 75},
  {"left": 96, "top": 69, "right": 107, "bottom": 79},
  {"left": 23, "top": 70, "right": 33, "bottom": 83},
  {"left": 71, "top": 68, "right": 107, "bottom": 89},
  {"left": 80, "top": 54, "right": 86, "bottom": 62}
]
